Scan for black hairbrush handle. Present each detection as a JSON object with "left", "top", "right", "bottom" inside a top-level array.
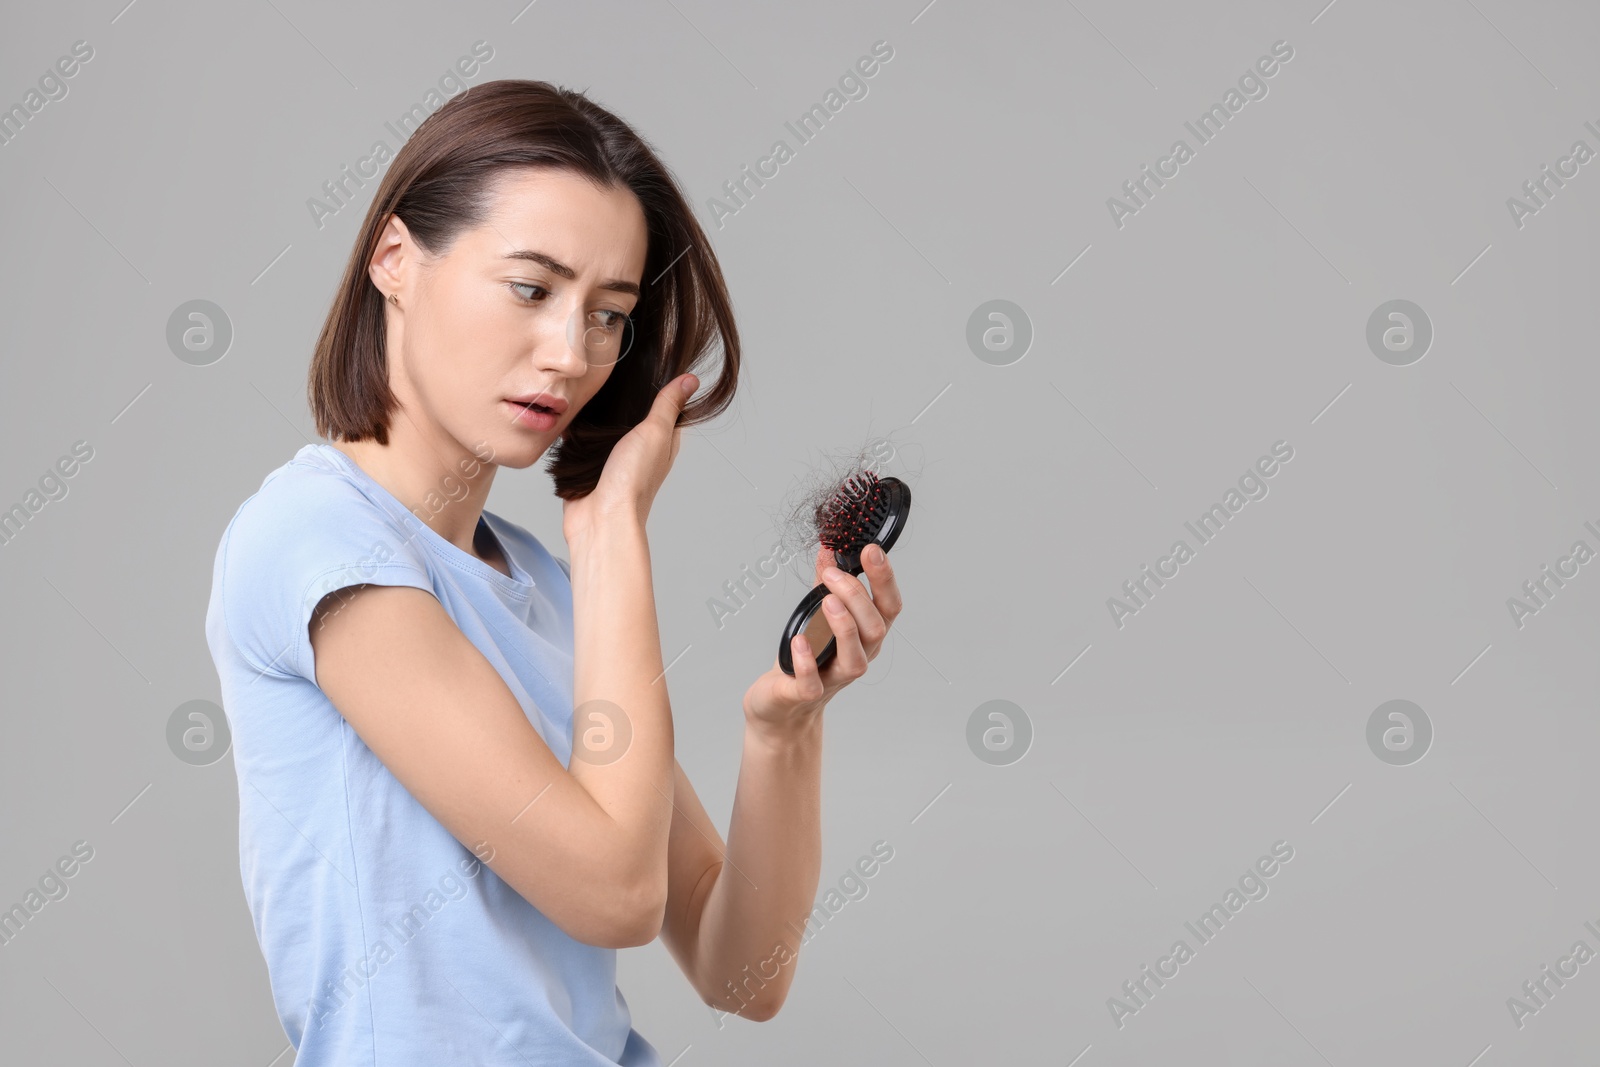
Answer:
[{"left": 777, "top": 581, "right": 838, "bottom": 675}]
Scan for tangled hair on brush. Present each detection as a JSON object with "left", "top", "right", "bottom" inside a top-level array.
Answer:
[{"left": 769, "top": 435, "right": 921, "bottom": 567}]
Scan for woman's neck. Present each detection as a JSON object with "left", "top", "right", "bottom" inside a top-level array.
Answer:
[{"left": 332, "top": 432, "right": 498, "bottom": 563}]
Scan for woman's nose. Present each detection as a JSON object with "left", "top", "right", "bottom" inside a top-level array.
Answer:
[{"left": 533, "top": 305, "right": 591, "bottom": 376}]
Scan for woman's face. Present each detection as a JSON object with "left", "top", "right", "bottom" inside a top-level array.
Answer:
[{"left": 377, "top": 167, "right": 650, "bottom": 469}]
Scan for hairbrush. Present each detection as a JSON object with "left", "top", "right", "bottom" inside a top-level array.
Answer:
[{"left": 778, "top": 470, "right": 912, "bottom": 675}]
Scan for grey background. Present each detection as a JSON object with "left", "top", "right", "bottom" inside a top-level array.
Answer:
[{"left": 2, "top": 0, "right": 1597, "bottom": 1063}]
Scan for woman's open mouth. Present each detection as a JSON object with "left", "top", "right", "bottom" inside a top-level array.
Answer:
[{"left": 505, "top": 399, "right": 559, "bottom": 431}]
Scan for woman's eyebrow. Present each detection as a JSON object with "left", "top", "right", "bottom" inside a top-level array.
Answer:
[{"left": 502, "top": 249, "right": 641, "bottom": 297}]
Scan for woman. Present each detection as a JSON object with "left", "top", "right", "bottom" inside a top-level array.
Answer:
[{"left": 203, "top": 80, "right": 902, "bottom": 1065}]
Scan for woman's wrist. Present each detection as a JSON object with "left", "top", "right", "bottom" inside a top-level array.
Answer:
[
  {"left": 743, "top": 704, "right": 825, "bottom": 754},
  {"left": 564, "top": 504, "right": 646, "bottom": 558}
]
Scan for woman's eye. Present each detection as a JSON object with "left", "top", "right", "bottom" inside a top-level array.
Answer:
[
  {"left": 509, "top": 282, "right": 547, "bottom": 302},
  {"left": 591, "top": 309, "right": 627, "bottom": 330}
]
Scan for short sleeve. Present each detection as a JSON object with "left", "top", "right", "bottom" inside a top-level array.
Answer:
[
  {"left": 216, "top": 470, "right": 435, "bottom": 682},
  {"left": 555, "top": 556, "right": 571, "bottom": 580}
]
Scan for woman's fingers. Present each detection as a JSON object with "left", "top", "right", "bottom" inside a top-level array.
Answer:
[
  {"left": 814, "top": 545, "right": 901, "bottom": 633},
  {"left": 790, "top": 543, "right": 900, "bottom": 697},
  {"left": 654, "top": 373, "right": 697, "bottom": 424},
  {"left": 811, "top": 545, "right": 839, "bottom": 588},
  {"left": 819, "top": 592, "right": 869, "bottom": 678},
  {"left": 789, "top": 634, "right": 826, "bottom": 700},
  {"left": 666, "top": 376, "right": 695, "bottom": 445},
  {"left": 860, "top": 544, "right": 903, "bottom": 625},
  {"left": 820, "top": 563, "right": 887, "bottom": 657}
]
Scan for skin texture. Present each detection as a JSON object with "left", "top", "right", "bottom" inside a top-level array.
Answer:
[{"left": 309, "top": 167, "right": 904, "bottom": 1021}]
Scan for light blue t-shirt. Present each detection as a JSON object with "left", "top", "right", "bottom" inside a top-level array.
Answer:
[{"left": 204, "top": 442, "right": 661, "bottom": 1067}]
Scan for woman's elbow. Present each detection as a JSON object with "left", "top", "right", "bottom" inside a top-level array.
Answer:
[
  {"left": 737, "top": 995, "right": 789, "bottom": 1023},
  {"left": 612, "top": 895, "right": 667, "bottom": 948},
  {"left": 585, "top": 874, "right": 668, "bottom": 949},
  {"left": 701, "top": 985, "right": 789, "bottom": 1022}
]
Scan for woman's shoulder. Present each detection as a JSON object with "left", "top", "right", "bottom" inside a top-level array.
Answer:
[
  {"left": 209, "top": 445, "right": 434, "bottom": 680},
  {"left": 215, "top": 445, "right": 433, "bottom": 604},
  {"left": 224, "top": 446, "right": 411, "bottom": 553}
]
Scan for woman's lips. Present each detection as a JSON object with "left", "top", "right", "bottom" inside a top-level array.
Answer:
[{"left": 505, "top": 399, "right": 557, "bottom": 431}]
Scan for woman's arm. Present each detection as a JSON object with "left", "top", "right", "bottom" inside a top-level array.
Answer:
[
  {"left": 310, "top": 578, "right": 666, "bottom": 948},
  {"left": 310, "top": 376, "right": 696, "bottom": 949},
  {"left": 562, "top": 512, "right": 675, "bottom": 922},
  {"left": 660, "top": 717, "right": 824, "bottom": 1022},
  {"left": 662, "top": 543, "right": 902, "bottom": 1019}
]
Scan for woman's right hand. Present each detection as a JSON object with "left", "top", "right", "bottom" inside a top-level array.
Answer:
[{"left": 562, "top": 372, "right": 697, "bottom": 542}]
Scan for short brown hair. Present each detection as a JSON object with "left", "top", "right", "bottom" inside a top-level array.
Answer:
[{"left": 308, "top": 79, "right": 740, "bottom": 500}]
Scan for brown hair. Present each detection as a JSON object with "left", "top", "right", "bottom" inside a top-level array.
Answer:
[{"left": 308, "top": 79, "right": 740, "bottom": 500}]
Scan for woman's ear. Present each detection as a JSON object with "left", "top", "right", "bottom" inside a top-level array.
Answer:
[{"left": 368, "top": 213, "right": 413, "bottom": 300}]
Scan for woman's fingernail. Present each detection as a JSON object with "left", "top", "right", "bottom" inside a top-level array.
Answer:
[
  {"left": 681, "top": 374, "right": 697, "bottom": 395},
  {"left": 824, "top": 596, "right": 845, "bottom": 615},
  {"left": 824, "top": 566, "right": 844, "bottom": 582}
]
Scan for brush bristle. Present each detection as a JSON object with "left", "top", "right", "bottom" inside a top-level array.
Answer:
[{"left": 816, "top": 470, "right": 891, "bottom": 552}]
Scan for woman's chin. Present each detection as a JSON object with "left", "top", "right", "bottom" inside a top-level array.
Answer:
[{"left": 488, "top": 441, "right": 548, "bottom": 470}]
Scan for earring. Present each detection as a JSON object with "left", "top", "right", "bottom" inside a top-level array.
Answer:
[{"left": 387, "top": 292, "right": 400, "bottom": 308}]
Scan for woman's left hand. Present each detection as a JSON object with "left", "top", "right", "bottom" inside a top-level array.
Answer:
[{"left": 742, "top": 543, "right": 904, "bottom": 730}]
